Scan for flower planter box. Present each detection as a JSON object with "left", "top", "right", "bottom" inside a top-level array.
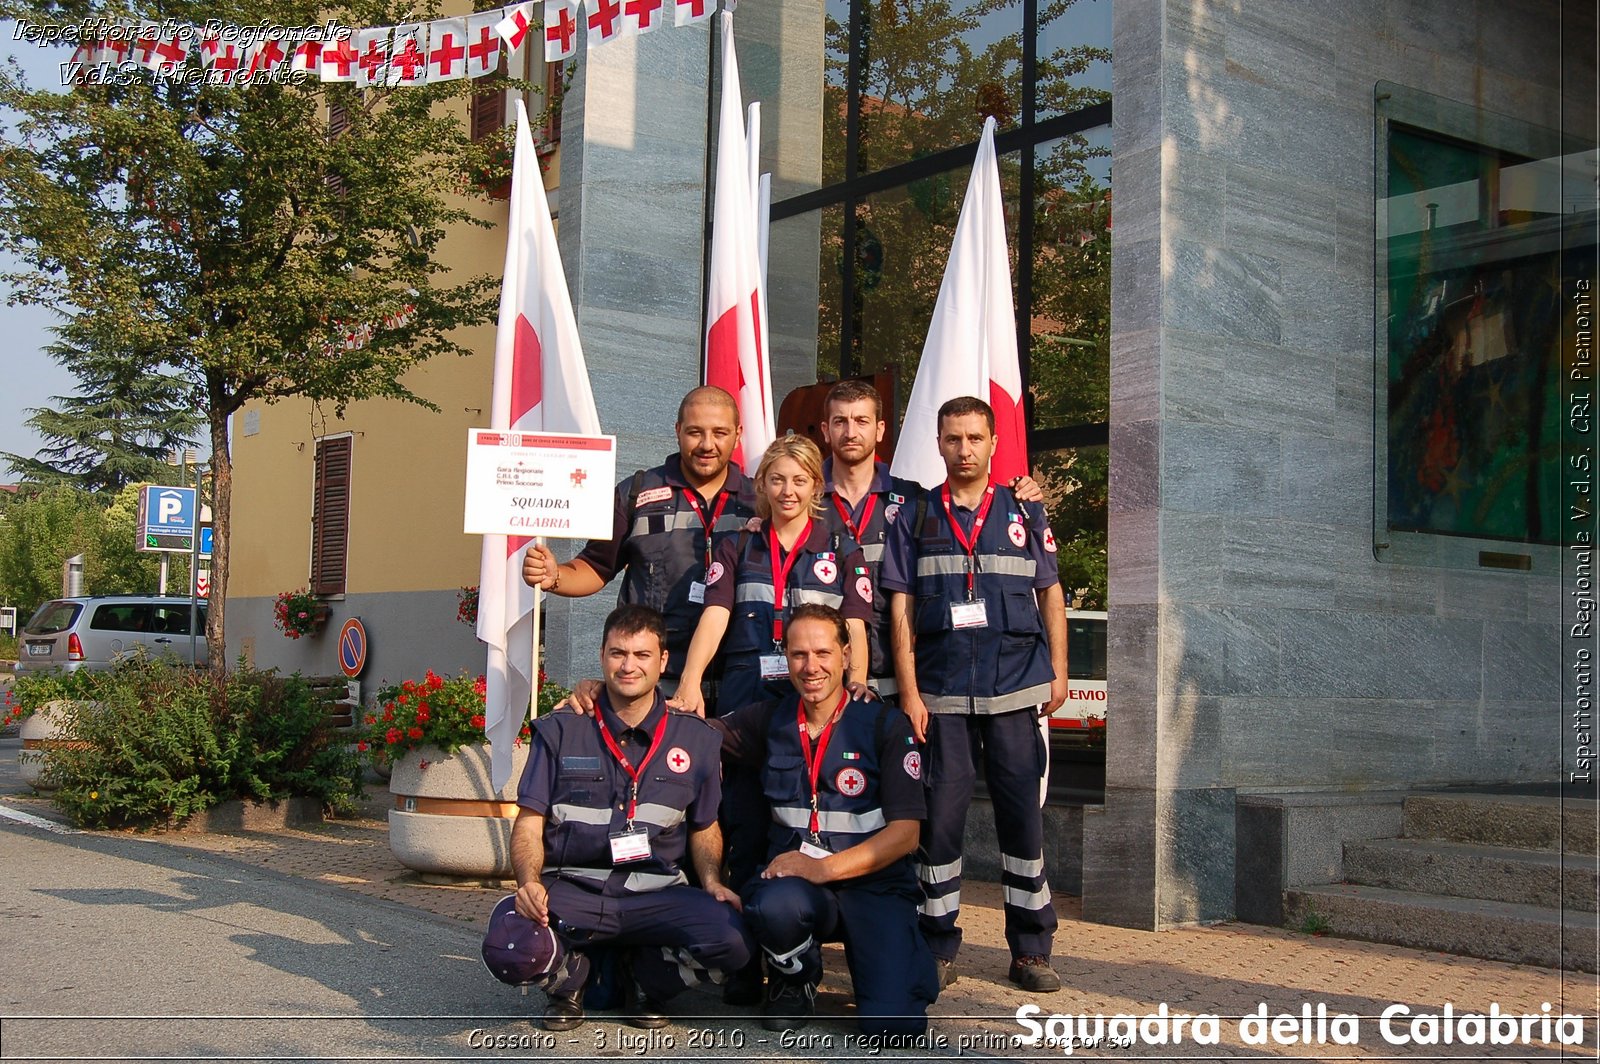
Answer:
[
  {"left": 174, "top": 797, "right": 323, "bottom": 833},
  {"left": 387, "top": 742, "right": 529, "bottom": 884},
  {"left": 18, "top": 700, "right": 94, "bottom": 792}
]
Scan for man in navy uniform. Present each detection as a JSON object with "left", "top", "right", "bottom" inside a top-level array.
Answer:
[
  {"left": 716, "top": 604, "right": 937, "bottom": 1034},
  {"left": 881, "top": 396, "right": 1068, "bottom": 993},
  {"left": 501, "top": 605, "right": 752, "bottom": 1030},
  {"left": 522, "top": 386, "right": 757, "bottom": 697}
]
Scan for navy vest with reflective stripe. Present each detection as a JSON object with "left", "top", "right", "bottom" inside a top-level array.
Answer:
[
  {"left": 532, "top": 707, "right": 721, "bottom": 897},
  {"left": 723, "top": 524, "right": 861, "bottom": 655},
  {"left": 619, "top": 463, "right": 756, "bottom": 665},
  {"left": 760, "top": 697, "right": 913, "bottom": 888},
  {"left": 907, "top": 485, "right": 1055, "bottom": 714},
  {"left": 821, "top": 470, "right": 921, "bottom": 680}
]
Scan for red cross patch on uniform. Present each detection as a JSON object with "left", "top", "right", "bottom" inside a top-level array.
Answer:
[
  {"left": 1043, "top": 528, "right": 1058, "bottom": 553},
  {"left": 666, "top": 747, "right": 692, "bottom": 773},
  {"left": 835, "top": 766, "right": 867, "bottom": 796},
  {"left": 903, "top": 751, "right": 922, "bottom": 780},
  {"left": 814, "top": 558, "right": 838, "bottom": 583},
  {"left": 885, "top": 503, "right": 901, "bottom": 524},
  {"left": 706, "top": 561, "right": 725, "bottom": 586},
  {"left": 1008, "top": 522, "right": 1027, "bottom": 547},
  {"left": 855, "top": 576, "right": 873, "bottom": 603}
]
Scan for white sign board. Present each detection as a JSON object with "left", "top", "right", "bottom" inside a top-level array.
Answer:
[{"left": 463, "top": 430, "right": 616, "bottom": 540}]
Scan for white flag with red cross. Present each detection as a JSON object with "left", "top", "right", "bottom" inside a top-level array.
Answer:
[
  {"left": 102, "top": 33, "right": 134, "bottom": 66},
  {"left": 495, "top": 2, "right": 536, "bottom": 54},
  {"left": 387, "top": 24, "right": 429, "bottom": 86},
  {"left": 244, "top": 37, "right": 289, "bottom": 78},
  {"left": 465, "top": 12, "right": 503, "bottom": 78},
  {"left": 318, "top": 34, "right": 360, "bottom": 81},
  {"left": 621, "top": 0, "right": 666, "bottom": 36},
  {"left": 479, "top": 99, "right": 603, "bottom": 791},
  {"left": 289, "top": 38, "right": 323, "bottom": 74},
  {"left": 198, "top": 32, "right": 245, "bottom": 83},
  {"left": 353, "top": 27, "right": 391, "bottom": 87},
  {"left": 587, "top": 0, "right": 624, "bottom": 47},
  {"left": 674, "top": 0, "right": 713, "bottom": 27},
  {"left": 131, "top": 23, "right": 163, "bottom": 70},
  {"left": 891, "top": 116, "right": 1030, "bottom": 489},
  {"left": 426, "top": 18, "right": 468, "bottom": 81},
  {"left": 543, "top": 0, "right": 579, "bottom": 60},
  {"left": 68, "top": 37, "right": 105, "bottom": 68},
  {"left": 702, "top": 10, "right": 774, "bottom": 474}
]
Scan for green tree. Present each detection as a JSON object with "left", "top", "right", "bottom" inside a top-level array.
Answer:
[
  {"left": 0, "top": 483, "right": 163, "bottom": 615},
  {"left": 0, "top": 0, "right": 503, "bottom": 669}
]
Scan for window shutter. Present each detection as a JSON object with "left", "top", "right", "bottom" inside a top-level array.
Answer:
[
  {"left": 471, "top": 76, "right": 506, "bottom": 141},
  {"left": 326, "top": 102, "right": 350, "bottom": 194},
  {"left": 311, "top": 436, "right": 352, "bottom": 596}
]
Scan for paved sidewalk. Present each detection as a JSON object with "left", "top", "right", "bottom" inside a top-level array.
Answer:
[{"left": 1, "top": 781, "right": 1595, "bottom": 1059}]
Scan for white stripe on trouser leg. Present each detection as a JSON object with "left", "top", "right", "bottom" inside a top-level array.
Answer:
[
  {"left": 1003, "top": 884, "right": 1053, "bottom": 910},
  {"left": 663, "top": 945, "right": 705, "bottom": 989},
  {"left": 1001, "top": 853, "right": 1045, "bottom": 877},
  {"left": 918, "top": 889, "right": 961, "bottom": 918},
  {"left": 915, "top": 857, "right": 963, "bottom": 884},
  {"left": 763, "top": 935, "right": 813, "bottom": 976}
]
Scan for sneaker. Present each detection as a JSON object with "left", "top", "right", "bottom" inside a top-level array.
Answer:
[
  {"left": 934, "top": 957, "right": 958, "bottom": 990},
  {"left": 722, "top": 958, "right": 765, "bottom": 1006},
  {"left": 1007, "top": 954, "right": 1061, "bottom": 993},
  {"left": 760, "top": 979, "right": 817, "bottom": 1032},
  {"left": 541, "top": 991, "right": 585, "bottom": 1031}
]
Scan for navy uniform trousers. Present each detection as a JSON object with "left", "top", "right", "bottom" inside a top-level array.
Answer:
[
  {"left": 540, "top": 877, "right": 752, "bottom": 1003},
  {"left": 742, "top": 876, "right": 937, "bottom": 1036},
  {"left": 917, "top": 709, "right": 1057, "bottom": 961}
]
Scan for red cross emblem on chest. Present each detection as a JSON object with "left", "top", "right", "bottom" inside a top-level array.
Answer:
[{"left": 666, "top": 746, "right": 692, "bottom": 773}]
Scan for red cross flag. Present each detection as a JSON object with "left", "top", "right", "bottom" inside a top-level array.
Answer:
[
  {"left": 244, "top": 37, "right": 287, "bottom": 78},
  {"left": 495, "top": 2, "right": 536, "bottom": 55},
  {"left": 319, "top": 35, "right": 360, "bottom": 81},
  {"left": 465, "top": 13, "right": 502, "bottom": 78},
  {"left": 587, "top": 0, "right": 624, "bottom": 47},
  {"left": 674, "top": 0, "right": 711, "bottom": 27},
  {"left": 426, "top": 18, "right": 468, "bottom": 80},
  {"left": 703, "top": 11, "right": 775, "bottom": 474},
  {"left": 289, "top": 38, "right": 323, "bottom": 74},
  {"left": 354, "top": 27, "right": 391, "bottom": 87},
  {"left": 543, "top": 0, "right": 578, "bottom": 60},
  {"left": 387, "top": 24, "right": 429, "bottom": 86},
  {"left": 67, "top": 37, "right": 104, "bottom": 69},
  {"left": 200, "top": 34, "right": 244, "bottom": 84},
  {"left": 479, "top": 99, "right": 603, "bottom": 791},
  {"left": 621, "top": 0, "right": 664, "bottom": 36},
  {"left": 890, "top": 116, "right": 1030, "bottom": 489},
  {"left": 103, "top": 34, "right": 133, "bottom": 64},
  {"left": 132, "top": 23, "right": 162, "bottom": 69}
]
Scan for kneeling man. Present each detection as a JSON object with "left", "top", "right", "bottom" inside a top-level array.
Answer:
[
  {"left": 717, "top": 604, "right": 938, "bottom": 1035},
  {"left": 485, "top": 605, "right": 751, "bottom": 1030}
]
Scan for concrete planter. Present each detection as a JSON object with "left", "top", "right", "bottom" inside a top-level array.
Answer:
[
  {"left": 17, "top": 700, "right": 93, "bottom": 792},
  {"left": 175, "top": 797, "right": 323, "bottom": 833},
  {"left": 388, "top": 742, "right": 528, "bottom": 883}
]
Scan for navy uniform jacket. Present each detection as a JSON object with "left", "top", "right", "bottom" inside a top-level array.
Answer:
[
  {"left": 715, "top": 694, "right": 925, "bottom": 890},
  {"left": 518, "top": 691, "right": 723, "bottom": 897},
  {"left": 575, "top": 456, "right": 757, "bottom": 671},
  {"left": 879, "top": 483, "right": 1061, "bottom": 714},
  {"left": 819, "top": 458, "right": 922, "bottom": 682}
]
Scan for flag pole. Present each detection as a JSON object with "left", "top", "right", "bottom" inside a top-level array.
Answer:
[{"left": 529, "top": 537, "right": 545, "bottom": 730}]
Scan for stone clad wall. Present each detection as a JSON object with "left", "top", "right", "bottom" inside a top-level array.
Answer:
[{"left": 1086, "top": 0, "right": 1593, "bottom": 929}]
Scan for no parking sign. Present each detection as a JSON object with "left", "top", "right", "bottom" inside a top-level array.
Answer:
[{"left": 338, "top": 617, "right": 368, "bottom": 678}]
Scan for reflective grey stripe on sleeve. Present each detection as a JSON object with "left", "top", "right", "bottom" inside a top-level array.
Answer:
[
  {"left": 859, "top": 542, "right": 885, "bottom": 563},
  {"left": 915, "top": 554, "right": 1037, "bottom": 580},
  {"left": 867, "top": 675, "right": 897, "bottom": 697},
  {"left": 550, "top": 804, "right": 613, "bottom": 827},
  {"left": 917, "top": 889, "right": 961, "bottom": 918},
  {"left": 772, "top": 805, "right": 886, "bottom": 834},
  {"left": 924, "top": 682, "right": 1052, "bottom": 715},
  {"left": 632, "top": 803, "right": 685, "bottom": 830}
]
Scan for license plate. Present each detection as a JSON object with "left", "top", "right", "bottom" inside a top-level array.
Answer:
[{"left": 27, "top": 643, "right": 52, "bottom": 656}]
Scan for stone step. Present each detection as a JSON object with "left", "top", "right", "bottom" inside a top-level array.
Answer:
[
  {"left": 1403, "top": 793, "right": 1598, "bottom": 855},
  {"left": 1345, "top": 838, "right": 1598, "bottom": 912},
  {"left": 1285, "top": 884, "right": 1597, "bottom": 972}
]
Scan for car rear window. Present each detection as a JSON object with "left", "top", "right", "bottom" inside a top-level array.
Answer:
[{"left": 24, "top": 602, "right": 81, "bottom": 635}]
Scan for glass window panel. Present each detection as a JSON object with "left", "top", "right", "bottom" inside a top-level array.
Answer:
[
  {"left": 856, "top": 0, "right": 1024, "bottom": 176},
  {"left": 768, "top": 206, "right": 842, "bottom": 390},
  {"left": 1034, "top": 444, "right": 1107, "bottom": 610},
  {"left": 1035, "top": 0, "right": 1112, "bottom": 122},
  {"left": 1030, "top": 130, "right": 1110, "bottom": 430},
  {"left": 824, "top": 0, "right": 850, "bottom": 185}
]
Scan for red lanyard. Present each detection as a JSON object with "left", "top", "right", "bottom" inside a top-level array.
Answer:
[
  {"left": 593, "top": 705, "right": 671, "bottom": 824},
  {"left": 830, "top": 492, "right": 877, "bottom": 542},
  {"left": 683, "top": 489, "right": 729, "bottom": 569},
  {"left": 940, "top": 483, "right": 995, "bottom": 599},
  {"left": 797, "top": 689, "right": 849, "bottom": 838},
  {"left": 768, "top": 519, "right": 812, "bottom": 645}
]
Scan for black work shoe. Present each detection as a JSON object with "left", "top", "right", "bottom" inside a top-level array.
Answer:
[
  {"left": 760, "top": 979, "right": 817, "bottom": 1032},
  {"left": 1008, "top": 954, "right": 1061, "bottom": 993},
  {"left": 722, "top": 958, "right": 764, "bottom": 1006},
  {"left": 935, "top": 957, "right": 958, "bottom": 990},
  {"left": 628, "top": 981, "right": 671, "bottom": 1029},
  {"left": 541, "top": 991, "right": 585, "bottom": 1031}
]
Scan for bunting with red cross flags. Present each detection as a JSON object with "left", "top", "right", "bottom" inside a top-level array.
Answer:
[
  {"left": 495, "top": 2, "right": 536, "bottom": 54},
  {"left": 675, "top": 0, "right": 713, "bottom": 28},
  {"left": 198, "top": 31, "right": 243, "bottom": 83},
  {"left": 387, "top": 24, "right": 429, "bottom": 86},
  {"left": 426, "top": 18, "right": 467, "bottom": 80},
  {"left": 543, "top": 0, "right": 579, "bottom": 60},
  {"left": 465, "top": 12, "right": 502, "bottom": 77},
  {"left": 587, "top": 0, "right": 624, "bottom": 47},
  {"left": 353, "top": 26, "right": 391, "bottom": 87},
  {"left": 622, "top": 0, "right": 665, "bottom": 36},
  {"left": 289, "top": 38, "right": 322, "bottom": 73},
  {"left": 244, "top": 37, "right": 288, "bottom": 78},
  {"left": 318, "top": 34, "right": 359, "bottom": 81}
]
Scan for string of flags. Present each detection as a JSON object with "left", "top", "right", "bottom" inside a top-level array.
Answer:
[{"left": 59, "top": 0, "right": 718, "bottom": 86}]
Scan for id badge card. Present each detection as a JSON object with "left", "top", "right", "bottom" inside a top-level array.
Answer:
[
  {"left": 609, "top": 826, "right": 651, "bottom": 864},
  {"left": 760, "top": 653, "right": 789, "bottom": 680},
  {"left": 688, "top": 581, "right": 706, "bottom": 605},
  {"left": 799, "top": 840, "right": 830, "bottom": 860},
  {"left": 950, "top": 599, "right": 989, "bottom": 630}
]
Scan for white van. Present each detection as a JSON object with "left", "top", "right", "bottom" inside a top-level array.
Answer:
[{"left": 1048, "top": 609, "right": 1107, "bottom": 731}]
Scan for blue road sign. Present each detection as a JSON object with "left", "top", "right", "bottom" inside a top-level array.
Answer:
[
  {"left": 139, "top": 485, "right": 198, "bottom": 553},
  {"left": 199, "top": 526, "right": 213, "bottom": 560}
]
